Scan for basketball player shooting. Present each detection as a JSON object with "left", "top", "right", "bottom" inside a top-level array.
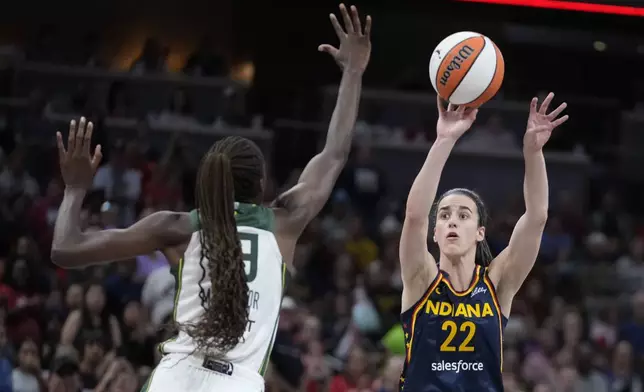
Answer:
[
  {"left": 51, "top": 5, "right": 371, "bottom": 392},
  {"left": 398, "top": 93, "right": 568, "bottom": 392}
]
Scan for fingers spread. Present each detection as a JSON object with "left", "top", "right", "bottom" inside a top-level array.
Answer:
[
  {"left": 329, "top": 14, "right": 345, "bottom": 39},
  {"left": 91, "top": 144, "right": 103, "bottom": 170},
  {"left": 364, "top": 15, "right": 372, "bottom": 36},
  {"left": 350, "top": 5, "right": 362, "bottom": 34},
  {"left": 68, "top": 119, "right": 77, "bottom": 155},
  {"left": 552, "top": 114, "right": 569, "bottom": 128},
  {"left": 530, "top": 97, "right": 538, "bottom": 113},
  {"left": 547, "top": 102, "right": 567, "bottom": 121},
  {"left": 339, "top": 4, "right": 355, "bottom": 34},
  {"left": 318, "top": 44, "right": 339, "bottom": 57},
  {"left": 56, "top": 132, "right": 66, "bottom": 161},
  {"left": 74, "top": 117, "right": 86, "bottom": 157},
  {"left": 83, "top": 121, "right": 94, "bottom": 157},
  {"left": 538, "top": 92, "right": 554, "bottom": 115}
]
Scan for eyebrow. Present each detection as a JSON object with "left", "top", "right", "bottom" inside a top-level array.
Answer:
[{"left": 438, "top": 205, "right": 473, "bottom": 213}]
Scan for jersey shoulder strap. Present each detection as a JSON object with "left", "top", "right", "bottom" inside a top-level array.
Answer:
[
  {"left": 188, "top": 203, "right": 275, "bottom": 232},
  {"left": 234, "top": 202, "right": 275, "bottom": 232}
]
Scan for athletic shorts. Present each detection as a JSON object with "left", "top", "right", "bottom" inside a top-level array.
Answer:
[{"left": 143, "top": 353, "right": 265, "bottom": 392}]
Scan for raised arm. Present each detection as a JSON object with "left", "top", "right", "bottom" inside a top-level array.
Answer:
[
  {"left": 274, "top": 4, "right": 371, "bottom": 234},
  {"left": 51, "top": 117, "right": 194, "bottom": 268},
  {"left": 399, "top": 98, "right": 477, "bottom": 311},
  {"left": 490, "top": 93, "right": 568, "bottom": 313}
]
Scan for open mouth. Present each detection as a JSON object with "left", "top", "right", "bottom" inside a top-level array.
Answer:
[{"left": 446, "top": 232, "right": 459, "bottom": 240}]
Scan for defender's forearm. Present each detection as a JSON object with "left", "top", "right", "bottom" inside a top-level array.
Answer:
[
  {"left": 322, "top": 69, "right": 363, "bottom": 158},
  {"left": 52, "top": 188, "right": 87, "bottom": 249}
]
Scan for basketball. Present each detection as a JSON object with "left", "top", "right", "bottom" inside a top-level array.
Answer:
[{"left": 429, "top": 31, "right": 505, "bottom": 107}]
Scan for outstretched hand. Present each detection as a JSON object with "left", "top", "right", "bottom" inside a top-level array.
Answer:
[
  {"left": 436, "top": 96, "right": 478, "bottom": 142},
  {"left": 319, "top": 4, "right": 372, "bottom": 73},
  {"left": 523, "top": 92, "right": 568, "bottom": 153},
  {"left": 56, "top": 117, "right": 103, "bottom": 189}
]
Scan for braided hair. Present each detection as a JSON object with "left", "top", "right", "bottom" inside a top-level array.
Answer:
[
  {"left": 431, "top": 188, "right": 494, "bottom": 266},
  {"left": 182, "top": 136, "right": 264, "bottom": 354}
]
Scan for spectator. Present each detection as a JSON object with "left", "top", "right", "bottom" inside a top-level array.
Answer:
[
  {"left": 345, "top": 217, "right": 378, "bottom": 271},
  {"left": 92, "top": 141, "right": 142, "bottom": 226},
  {"left": 270, "top": 297, "right": 304, "bottom": 391},
  {"left": 609, "top": 341, "right": 643, "bottom": 392},
  {"left": 77, "top": 331, "right": 106, "bottom": 389},
  {"left": 119, "top": 301, "right": 155, "bottom": 368},
  {"left": 620, "top": 291, "right": 644, "bottom": 358},
  {"left": 0, "top": 148, "right": 39, "bottom": 199},
  {"left": 576, "top": 343, "right": 609, "bottom": 392},
  {"left": 328, "top": 346, "right": 371, "bottom": 392},
  {"left": 12, "top": 339, "right": 46, "bottom": 392},
  {"left": 617, "top": 238, "right": 644, "bottom": 292},
  {"left": 60, "top": 283, "right": 121, "bottom": 352},
  {"left": 372, "top": 356, "right": 404, "bottom": 392}
]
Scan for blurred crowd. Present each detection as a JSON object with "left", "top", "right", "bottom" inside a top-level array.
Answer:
[{"left": 0, "top": 24, "right": 643, "bottom": 392}]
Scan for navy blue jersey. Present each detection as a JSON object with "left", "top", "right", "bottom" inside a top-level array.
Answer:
[{"left": 400, "top": 265, "right": 508, "bottom": 392}]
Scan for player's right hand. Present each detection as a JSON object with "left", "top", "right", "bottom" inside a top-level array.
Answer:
[
  {"left": 435, "top": 96, "right": 478, "bottom": 141},
  {"left": 318, "top": 4, "right": 372, "bottom": 73},
  {"left": 56, "top": 116, "right": 103, "bottom": 190}
]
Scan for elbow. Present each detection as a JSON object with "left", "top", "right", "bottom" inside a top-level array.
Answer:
[
  {"left": 527, "top": 210, "right": 548, "bottom": 227},
  {"left": 404, "top": 208, "right": 429, "bottom": 226},
  {"left": 50, "top": 247, "right": 78, "bottom": 269},
  {"left": 322, "top": 146, "right": 350, "bottom": 164}
]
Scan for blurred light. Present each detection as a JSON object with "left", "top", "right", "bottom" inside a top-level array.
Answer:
[
  {"left": 454, "top": 0, "right": 644, "bottom": 17},
  {"left": 230, "top": 62, "right": 255, "bottom": 86},
  {"left": 593, "top": 41, "right": 607, "bottom": 51}
]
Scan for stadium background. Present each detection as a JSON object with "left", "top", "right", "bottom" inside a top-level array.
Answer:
[{"left": 0, "top": 0, "right": 643, "bottom": 391}]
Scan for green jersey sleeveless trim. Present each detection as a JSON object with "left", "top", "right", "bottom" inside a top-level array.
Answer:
[
  {"left": 233, "top": 202, "right": 274, "bottom": 232},
  {"left": 189, "top": 203, "right": 274, "bottom": 233}
]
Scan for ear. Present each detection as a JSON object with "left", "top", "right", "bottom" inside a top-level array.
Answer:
[
  {"left": 433, "top": 227, "right": 437, "bottom": 243},
  {"left": 476, "top": 226, "right": 486, "bottom": 242}
]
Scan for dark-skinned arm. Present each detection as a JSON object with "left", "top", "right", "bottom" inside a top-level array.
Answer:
[
  {"left": 52, "top": 117, "right": 196, "bottom": 268},
  {"left": 274, "top": 4, "right": 370, "bottom": 235},
  {"left": 51, "top": 187, "right": 195, "bottom": 268}
]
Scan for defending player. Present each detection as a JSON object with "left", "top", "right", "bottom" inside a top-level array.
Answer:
[
  {"left": 399, "top": 94, "right": 568, "bottom": 391},
  {"left": 51, "top": 5, "right": 371, "bottom": 392}
]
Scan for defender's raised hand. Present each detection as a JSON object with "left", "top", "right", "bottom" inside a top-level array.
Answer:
[
  {"left": 524, "top": 92, "right": 568, "bottom": 153},
  {"left": 56, "top": 117, "right": 103, "bottom": 189},
  {"left": 319, "top": 4, "right": 372, "bottom": 73},
  {"left": 436, "top": 97, "right": 478, "bottom": 141}
]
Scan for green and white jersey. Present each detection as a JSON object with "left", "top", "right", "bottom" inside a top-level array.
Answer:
[{"left": 160, "top": 203, "right": 286, "bottom": 376}]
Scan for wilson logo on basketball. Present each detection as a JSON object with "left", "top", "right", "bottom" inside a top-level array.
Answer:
[{"left": 438, "top": 45, "right": 475, "bottom": 87}]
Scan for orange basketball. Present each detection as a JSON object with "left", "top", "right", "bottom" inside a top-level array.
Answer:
[{"left": 429, "top": 32, "right": 505, "bottom": 107}]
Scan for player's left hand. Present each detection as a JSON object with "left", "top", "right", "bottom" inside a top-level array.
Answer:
[
  {"left": 57, "top": 117, "right": 103, "bottom": 189},
  {"left": 523, "top": 92, "right": 568, "bottom": 153},
  {"left": 318, "top": 4, "right": 372, "bottom": 73}
]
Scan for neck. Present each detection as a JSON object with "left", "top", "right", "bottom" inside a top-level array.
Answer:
[{"left": 439, "top": 252, "right": 477, "bottom": 291}]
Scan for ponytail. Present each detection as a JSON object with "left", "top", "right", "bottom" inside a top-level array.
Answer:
[
  {"left": 475, "top": 239, "right": 494, "bottom": 266},
  {"left": 183, "top": 152, "right": 250, "bottom": 354}
]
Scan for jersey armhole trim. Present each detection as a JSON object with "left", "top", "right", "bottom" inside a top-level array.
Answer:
[
  {"left": 483, "top": 268, "right": 505, "bottom": 372},
  {"left": 400, "top": 271, "right": 442, "bottom": 318},
  {"left": 189, "top": 209, "right": 201, "bottom": 231},
  {"left": 403, "top": 272, "right": 442, "bottom": 364},
  {"left": 483, "top": 267, "right": 509, "bottom": 322}
]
